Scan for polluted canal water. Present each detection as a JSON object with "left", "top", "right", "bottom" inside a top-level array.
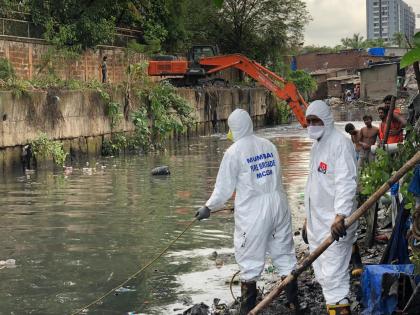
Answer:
[{"left": 0, "top": 120, "right": 364, "bottom": 314}]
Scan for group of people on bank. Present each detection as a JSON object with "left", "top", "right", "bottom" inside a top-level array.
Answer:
[
  {"left": 344, "top": 95, "right": 407, "bottom": 169},
  {"left": 194, "top": 98, "right": 389, "bottom": 314}
]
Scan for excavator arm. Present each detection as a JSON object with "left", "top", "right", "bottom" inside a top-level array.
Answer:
[{"left": 199, "top": 54, "right": 308, "bottom": 127}]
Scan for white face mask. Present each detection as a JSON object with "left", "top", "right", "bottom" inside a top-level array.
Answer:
[{"left": 307, "top": 125, "right": 325, "bottom": 140}]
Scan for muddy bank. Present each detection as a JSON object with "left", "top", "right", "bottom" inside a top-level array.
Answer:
[{"left": 179, "top": 220, "right": 387, "bottom": 315}]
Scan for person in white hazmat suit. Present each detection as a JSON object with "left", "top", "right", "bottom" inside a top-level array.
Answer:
[
  {"left": 195, "top": 109, "right": 299, "bottom": 315},
  {"left": 304, "top": 100, "right": 358, "bottom": 315}
]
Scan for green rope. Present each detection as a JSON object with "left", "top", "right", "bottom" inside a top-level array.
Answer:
[{"left": 70, "top": 207, "right": 233, "bottom": 314}]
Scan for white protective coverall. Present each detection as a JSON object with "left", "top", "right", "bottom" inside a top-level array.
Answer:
[
  {"left": 206, "top": 109, "right": 296, "bottom": 281},
  {"left": 305, "top": 100, "right": 358, "bottom": 304}
]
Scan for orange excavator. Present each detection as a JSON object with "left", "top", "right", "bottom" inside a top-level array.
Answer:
[{"left": 148, "top": 45, "right": 308, "bottom": 127}]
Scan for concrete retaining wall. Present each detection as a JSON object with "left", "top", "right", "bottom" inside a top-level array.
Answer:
[{"left": 0, "top": 87, "right": 277, "bottom": 172}]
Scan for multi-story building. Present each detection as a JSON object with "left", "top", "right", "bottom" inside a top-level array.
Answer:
[{"left": 366, "top": 0, "right": 416, "bottom": 42}]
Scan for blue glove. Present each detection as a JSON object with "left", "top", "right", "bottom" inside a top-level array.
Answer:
[{"left": 195, "top": 206, "right": 211, "bottom": 220}]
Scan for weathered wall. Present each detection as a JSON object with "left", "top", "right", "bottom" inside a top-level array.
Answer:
[
  {"left": 297, "top": 50, "right": 384, "bottom": 73},
  {"left": 0, "top": 38, "right": 146, "bottom": 83},
  {"left": 360, "top": 64, "right": 398, "bottom": 100},
  {"left": 0, "top": 87, "right": 276, "bottom": 172}
]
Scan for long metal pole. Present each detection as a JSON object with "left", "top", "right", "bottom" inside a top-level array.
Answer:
[{"left": 249, "top": 151, "right": 420, "bottom": 315}]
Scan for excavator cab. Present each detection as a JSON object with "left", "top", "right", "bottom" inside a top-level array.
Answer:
[
  {"left": 187, "top": 45, "right": 219, "bottom": 63},
  {"left": 186, "top": 45, "right": 220, "bottom": 77}
]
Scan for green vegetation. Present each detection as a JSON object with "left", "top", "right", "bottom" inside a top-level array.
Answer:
[
  {"left": 101, "top": 133, "right": 129, "bottom": 156},
  {"left": 338, "top": 33, "right": 390, "bottom": 49},
  {"left": 31, "top": 133, "right": 68, "bottom": 166},
  {"left": 304, "top": 32, "right": 413, "bottom": 53},
  {"left": 400, "top": 31, "right": 420, "bottom": 94},
  {"left": 392, "top": 32, "right": 407, "bottom": 48},
  {"left": 340, "top": 33, "right": 366, "bottom": 49},
  {"left": 96, "top": 87, "right": 124, "bottom": 131},
  {"left": 274, "top": 101, "right": 291, "bottom": 125},
  {"left": 360, "top": 125, "right": 420, "bottom": 268},
  {"left": 130, "top": 62, "right": 195, "bottom": 151},
  {"left": 360, "top": 125, "right": 419, "bottom": 211},
  {"left": 186, "top": 0, "right": 310, "bottom": 64},
  {"left": 0, "top": 58, "right": 15, "bottom": 81},
  {"left": 287, "top": 70, "right": 317, "bottom": 98},
  {"left": 401, "top": 32, "right": 420, "bottom": 69},
  {"left": 99, "top": 61, "right": 195, "bottom": 155},
  {"left": 270, "top": 59, "right": 317, "bottom": 99},
  {"left": 0, "top": 1, "right": 310, "bottom": 65}
]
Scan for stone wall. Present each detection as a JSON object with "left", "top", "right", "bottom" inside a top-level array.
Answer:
[{"left": 0, "top": 87, "right": 276, "bottom": 172}]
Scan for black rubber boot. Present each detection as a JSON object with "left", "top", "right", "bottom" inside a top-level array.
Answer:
[
  {"left": 284, "top": 278, "right": 301, "bottom": 314},
  {"left": 239, "top": 281, "right": 257, "bottom": 315}
]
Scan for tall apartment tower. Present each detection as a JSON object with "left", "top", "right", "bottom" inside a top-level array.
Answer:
[{"left": 366, "top": 0, "right": 416, "bottom": 42}]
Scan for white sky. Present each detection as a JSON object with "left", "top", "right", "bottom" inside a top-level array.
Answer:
[{"left": 303, "top": 0, "right": 420, "bottom": 46}]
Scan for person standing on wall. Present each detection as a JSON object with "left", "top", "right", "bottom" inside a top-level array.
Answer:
[
  {"left": 195, "top": 109, "right": 300, "bottom": 314},
  {"left": 101, "top": 56, "right": 108, "bottom": 83},
  {"left": 303, "top": 100, "right": 358, "bottom": 315}
]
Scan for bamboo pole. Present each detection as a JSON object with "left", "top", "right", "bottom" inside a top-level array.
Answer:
[{"left": 249, "top": 151, "right": 420, "bottom": 315}]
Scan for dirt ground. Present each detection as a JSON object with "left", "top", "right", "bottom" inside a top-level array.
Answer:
[{"left": 181, "top": 221, "right": 387, "bottom": 315}]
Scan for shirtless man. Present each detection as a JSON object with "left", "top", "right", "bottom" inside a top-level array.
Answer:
[
  {"left": 344, "top": 123, "right": 361, "bottom": 158},
  {"left": 359, "top": 115, "right": 379, "bottom": 168}
]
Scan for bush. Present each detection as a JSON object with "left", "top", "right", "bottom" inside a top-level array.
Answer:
[
  {"left": 360, "top": 124, "right": 420, "bottom": 211},
  {"left": 101, "top": 133, "right": 129, "bottom": 156},
  {"left": 31, "top": 133, "right": 68, "bottom": 166},
  {"left": 0, "top": 58, "right": 15, "bottom": 81}
]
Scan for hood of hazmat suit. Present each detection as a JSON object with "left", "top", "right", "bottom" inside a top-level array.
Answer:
[
  {"left": 304, "top": 100, "right": 358, "bottom": 304},
  {"left": 205, "top": 109, "right": 296, "bottom": 282}
]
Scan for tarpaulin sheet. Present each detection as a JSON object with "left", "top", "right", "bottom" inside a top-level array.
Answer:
[
  {"left": 368, "top": 47, "right": 386, "bottom": 56},
  {"left": 408, "top": 164, "right": 420, "bottom": 196},
  {"left": 361, "top": 264, "right": 414, "bottom": 315}
]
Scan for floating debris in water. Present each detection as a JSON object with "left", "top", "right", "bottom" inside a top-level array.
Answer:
[
  {"left": 0, "top": 259, "right": 16, "bottom": 269},
  {"left": 115, "top": 286, "right": 136, "bottom": 294},
  {"left": 151, "top": 165, "right": 170, "bottom": 176},
  {"left": 82, "top": 168, "right": 93, "bottom": 175},
  {"left": 182, "top": 302, "right": 210, "bottom": 315}
]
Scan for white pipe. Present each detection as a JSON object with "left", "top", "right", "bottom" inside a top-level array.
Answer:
[{"left": 370, "top": 143, "right": 399, "bottom": 154}]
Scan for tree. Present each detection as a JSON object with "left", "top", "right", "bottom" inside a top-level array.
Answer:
[
  {"left": 287, "top": 70, "right": 317, "bottom": 98},
  {"left": 340, "top": 33, "right": 365, "bottom": 49},
  {"left": 187, "top": 0, "right": 310, "bottom": 64},
  {"left": 392, "top": 32, "right": 406, "bottom": 48},
  {"left": 0, "top": 0, "right": 29, "bottom": 17},
  {"left": 364, "top": 37, "right": 389, "bottom": 48},
  {"left": 214, "top": 0, "right": 224, "bottom": 7},
  {"left": 29, "top": 0, "right": 131, "bottom": 51}
]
